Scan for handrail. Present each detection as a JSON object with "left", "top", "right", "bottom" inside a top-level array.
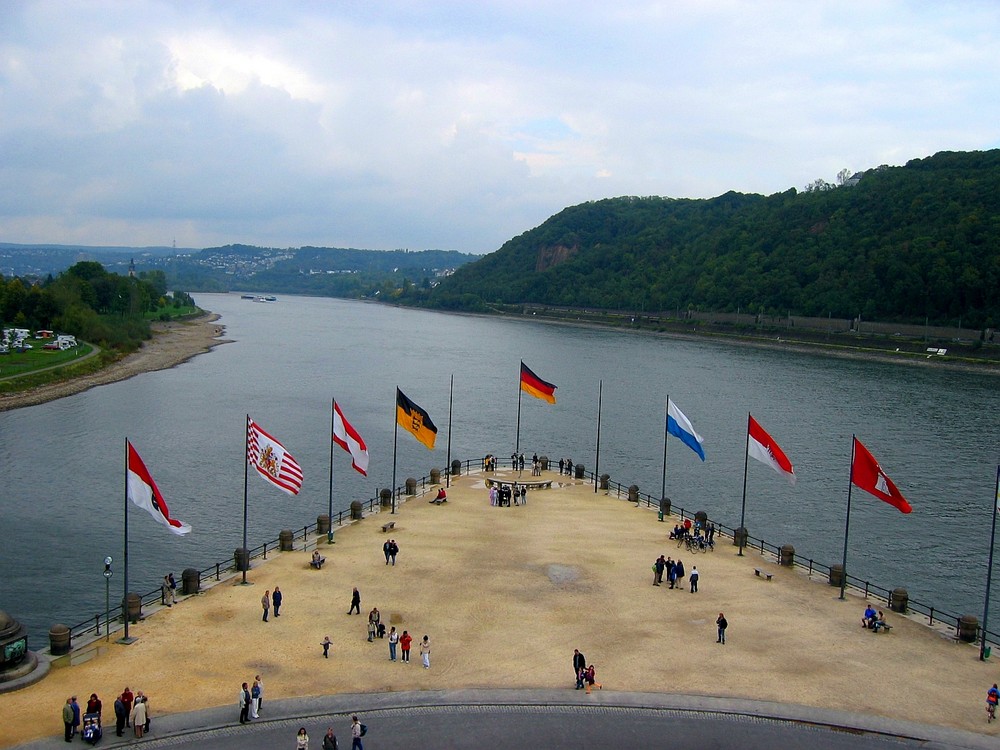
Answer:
[{"left": 64, "top": 458, "right": 999, "bottom": 651}]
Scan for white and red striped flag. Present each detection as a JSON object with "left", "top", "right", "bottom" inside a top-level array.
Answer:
[
  {"left": 333, "top": 401, "right": 370, "bottom": 476},
  {"left": 747, "top": 415, "right": 796, "bottom": 485},
  {"left": 247, "top": 416, "right": 303, "bottom": 495},
  {"left": 127, "top": 441, "right": 192, "bottom": 535}
]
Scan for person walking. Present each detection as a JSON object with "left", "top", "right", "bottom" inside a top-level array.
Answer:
[
  {"left": 584, "top": 664, "right": 602, "bottom": 694},
  {"left": 351, "top": 715, "right": 364, "bottom": 750},
  {"left": 420, "top": 634, "right": 431, "bottom": 668},
  {"left": 388, "top": 627, "right": 399, "bottom": 661},
  {"left": 261, "top": 590, "right": 271, "bottom": 622},
  {"left": 323, "top": 727, "right": 339, "bottom": 750},
  {"left": 400, "top": 630, "right": 412, "bottom": 663},
  {"left": 321, "top": 636, "right": 332, "bottom": 658},
  {"left": 716, "top": 612, "right": 728, "bottom": 644},
  {"left": 389, "top": 539, "right": 399, "bottom": 565},
  {"left": 114, "top": 693, "right": 127, "bottom": 737},
  {"left": 62, "top": 698, "right": 74, "bottom": 742},
  {"left": 383, "top": 539, "right": 392, "bottom": 565},
  {"left": 272, "top": 586, "right": 283, "bottom": 617},
  {"left": 572, "top": 649, "right": 586, "bottom": 687},
  {"left": 296, "top": 727, "right": 310, "bottom": 749},
  {"left": 348, "top": 587, "right": 361, "bottom": 615},
  {"left": 239, "top": 682, "right": 251, "bottom": 724},
  {"left": 689, "top": 566, "right": 699, "bottom": 593}
]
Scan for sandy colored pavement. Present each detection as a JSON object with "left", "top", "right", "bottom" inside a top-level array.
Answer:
[
  {"left": 0, "top": 314, "right": 230, "bottom": 412},
  {"left": 2, "top": 470, "right": 997, "bottom": 746}
]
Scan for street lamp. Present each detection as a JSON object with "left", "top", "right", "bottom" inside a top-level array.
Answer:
[{"left": 103, "top": 556, "right": 113, "bottom": 642}]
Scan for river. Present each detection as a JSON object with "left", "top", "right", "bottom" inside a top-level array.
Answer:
[{"left": 1, "top": 293, "right": 998, "bottom": 646}]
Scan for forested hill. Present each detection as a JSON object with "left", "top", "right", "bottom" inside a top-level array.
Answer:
[{"left": 423, "top": 149, "right": 1000, "bottom": 327}]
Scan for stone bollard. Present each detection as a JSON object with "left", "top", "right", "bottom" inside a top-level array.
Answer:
[
  {"left": 780, "top": 545, "right": 795, "bottom": 566},
  {"left": 574, "top": 463, "right": 585, "bottom": 479},
  {"left": 733, "top": 527, "right": 748, "bottom": 548},
  {"left": 123, "top": 593, "right": 141, "bottom": 624},
  {"left": 351, "top": 500, "right": 363, "bottom": 520},
  {"left": 540, "top": 456, "right": 549, "bottom": 471},
  {"left": 890, "top": 587, "right": 909, "bottom": 613},
  {"left": 182, "top": 568, "right": 200, "bottom": 595},
  {"left": 279, "top": 529, "right": 294, "bottom": 552},
  {"left": 430, "top": 468, "right": 441, "bottom": 484},
  {"left": 405, "top": 478, "right": 417, "bottom": 496},
  {"left": 694, "top": 510, "right": 708, "bottom": 529},
  {"left": 380, "top": 489, "right": 392, "bottom": 509},
  {"left": 451, "top": 459, "right": 462, "bottom": 477},
  {"left": 959, "top": 614, "right": 980, "bottom": 643},
  {"left": 828, "top": 564, "right": 844, "bottom": 587},
  {"left": 235, "top": 547, "right": 250, "bottom": 572},
  {"left": 49, "top": 623, "right": 71, "bottom": 655},
  {"left": 600, "top": 474, "right": 610, "bottom": 490},
  {"left": 659, "top": 497, "right": 671, "bottom": 522},
  {"left": 628, "top": 485, "right": 639, "bottom": 504},
  {"left": 317, "top": 515, "right": 331, "bottom": 536}
]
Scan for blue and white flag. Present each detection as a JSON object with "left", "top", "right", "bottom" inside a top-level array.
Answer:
[{"left": 667, "top": 398, "right": 706, "bottom": 461}]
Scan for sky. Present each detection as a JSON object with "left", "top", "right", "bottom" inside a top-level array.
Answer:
[{"left": 1, "top": 1, "right": 998, "bottom": 255}]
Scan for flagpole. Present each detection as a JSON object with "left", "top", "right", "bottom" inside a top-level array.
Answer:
[
  {"left": 446, "top": 375, "right": 454, "bottom": 488},
  {"left": 242, "top": 415, "right": 250, "bottom": 584},
  {"left": 515, "top": 361, "right": 523, "bottom": 455},
  {"left": 120, "top": 438, "right": 132, "bottom": 643},
  {"left": 660, "top": 396, "right": 668, "bottom": 508},
  {"left": 738, "top": 412, "right": 750, "bottom": 556},
  {"left": 392, "top": 388, "right": 399, "bottom": 515},
  {"left": 328, "top": 399, "right": 336, "bottom": 544},
  {"left": 839, "top": 435, "right": 856, "bottom": 601},
  {"left": 594, "top": 379, "right": 602, "bottom": 493},
  {"left": 980, "top": 465, "right": 1000, "bottom": 660}
]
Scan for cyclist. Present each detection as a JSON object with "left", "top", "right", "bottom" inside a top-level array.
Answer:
[{"left": 987, "top": 683, "right": 999, "bottom": 722}]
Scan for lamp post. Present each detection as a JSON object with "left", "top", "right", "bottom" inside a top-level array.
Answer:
[{"left": 103, "top": 556, "right": 113, "bottom": 642}]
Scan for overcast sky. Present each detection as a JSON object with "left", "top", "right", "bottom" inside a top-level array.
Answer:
[{"left": 1, "top": 1, "right": 998, "bottom": 254}]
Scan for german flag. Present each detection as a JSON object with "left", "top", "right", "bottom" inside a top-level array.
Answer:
[
  {"left": 520, "top": 361, "right": 557, "bottom": 404},
  {"left": 396, "top": 388, "right": 437, "bottom": 449}
]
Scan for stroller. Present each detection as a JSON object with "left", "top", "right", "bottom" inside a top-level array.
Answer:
[{"left": 82, "top": 712, "right": 103, "bottom": 745}]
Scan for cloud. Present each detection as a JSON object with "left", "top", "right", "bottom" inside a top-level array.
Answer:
[{"left": 0, "top": 1, "right": 998, "bottom": 252}]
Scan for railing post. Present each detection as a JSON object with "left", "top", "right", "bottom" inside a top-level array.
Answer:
[
  {"left": 216, "top": 562, "right": 220, "bottom": 581},
  {"left": 263, "top": 541, "right": 268, "bottom": 559},
  {"left": 95, "top": 613, "right": 101, "bottom": 635}
]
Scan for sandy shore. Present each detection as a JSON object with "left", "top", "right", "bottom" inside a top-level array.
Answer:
[
  {"left": 0, "top": 313, "right": 230, "bottom": 412},
  {"left": 2, "top": 472, "right": 997, "bottom": 746}
]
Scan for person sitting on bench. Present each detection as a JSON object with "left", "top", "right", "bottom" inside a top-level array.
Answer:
[
  {"left": 311, "top": 550, "right": 326, "bottom": 569},
  {"left": 872, "top": 611, "right": 889, "bottom": 632},
  {"left": 862, "top": 605, "right": 877, "bottom": 629},
  {"left": 433, "top": 488, "right": 447, "bottom": 504}
]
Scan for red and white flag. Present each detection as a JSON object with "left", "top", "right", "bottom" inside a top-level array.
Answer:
[
  {"left": 333, "top": 401, "right": 370, "bottom": 476},
  {"left": 247, "top": 417, "right": 303, "bottom": 495},
  {"left": 126, "top": 441, "right": 191, "bottom": 535},
  {"left": 851, "top": 437, "right": 912, "bottom": 514},
  {"left": 747, "top": 415, "right": 796, "bottom": 485}
]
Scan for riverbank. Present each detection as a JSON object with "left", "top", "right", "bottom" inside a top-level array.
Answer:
[
  {"left": 3, "top": 471, "right": 997, "bottom": 746},
  {"left": 0, "top": 313, "right": 231, "bottom": 412}
]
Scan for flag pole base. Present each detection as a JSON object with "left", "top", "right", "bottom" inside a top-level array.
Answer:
[{"left": 116, "top": 636, "right": 138, "bottom": 645}]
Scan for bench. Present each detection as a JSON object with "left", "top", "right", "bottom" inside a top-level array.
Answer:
[
  {"left": 381, "top": 521, "right": 395, "bottom": 533},
  {"left": 485, "top": 477, "right": 553, "bottom": 491},
  {"left": 873, "top": 622, "right": 892, "bottom": 633},
  {"left": 754, "top": 568, "right": 773, "bottom": 581}
]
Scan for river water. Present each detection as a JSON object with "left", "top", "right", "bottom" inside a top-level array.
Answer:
[{"left": 1, "top": 293, "right": 998, "bottom": 646}]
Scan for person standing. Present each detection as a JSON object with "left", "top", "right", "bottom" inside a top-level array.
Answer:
[
  {"left": 63, "top": 698, "right": 74, "bottom": 742},
  {"left": 250, "top": 679, "right": 261, "bottom": 719},
  {"left": 520, "top": 485, "right": 526, "bottom": 505},
  {"left": 666, "top": 558, "right": 676, "bottom": 589},
  {"left": 122, "top": 686, "right": 134, "bottom": 728},
  {"left": 351, "top": 715, "right": 364, "bottom": 750},
  {"left": 323, "top": 726, "right": 339, "bottom": 750},
  {"left": 254, "top": 674, "right": 264, "bottom": 712},
  {"left": 70, "top": 696, "right": 81, "bottom": 739},
  {"left": 86, "top": 693, "right": 103, "bottom": 718},
  {"left": 130, "top": 695, "right": 147, "bottom": 738},
  {"left": 383, "top": 540, "right": 392, "bottom": 565},
  {"left": 272, "top": 586, "right": 283, "bottom": 617},
  {"left": 689, "top": 566, "right": 699, "bottom": 593},
  {"left": 388, "top": 627, "right": 399, "bottom": 661},
  {"left": 321, "top": 636, "right": 332, "bottom": 658},
  {"left": 716, "top": 612, "right": 728, "bottom": 644},
  {"left": 400, "top": 630, "right": 412, "bottom": 663},
  {"left": 239, "top": 682, "right": 251, "bottom": 724},
  {"left": 420, "top": 634, "right": 431, "bottom": 668},
  {"left": 653, "top": 556, "right": 665, "bottom": 586},
  {"left": 161, "top": 575, "right": 174, "bottom": 606},
  {"left": 348, "top": 587, "right": 361, "bottom": 615},
  {"left": 114, "top": 693, "right": 127, "bottom": 737},
  {"left": 261, "top": 590, "right": 271, "bottom": 622},
  {"left": 674, "top": 559, "right": 686, "bottom": 590},
  {"left": 573, "top": 649, "right": 586, "bottom": 688},
  {"left": 296, "top": 727, "right": 310, "bottom": 749}
]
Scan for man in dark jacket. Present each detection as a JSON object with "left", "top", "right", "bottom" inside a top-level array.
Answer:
[
  {"left": 114, "top": 694, "right": 128, "bottom": 736},
  {"left": 572, "top": 649, "right": 586, "bottom": 688}
]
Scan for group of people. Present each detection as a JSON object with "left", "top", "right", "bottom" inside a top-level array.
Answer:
[
  {"left": 571, "top": 648, "right": 602, "bottom": 693},
  {"left": 62, "top": 687, "right": 151, "bottom": 741},
  {"left": 861, "top": 605, "right": 888, "bottom": 632},
  {"left": 345, "top": 587, "right": 431, "bottom": 667},
  {"left": 557, "top": 458, "right": 575, "bottom": 476},
  {"left": 238, "top": 675, "right": 265, "bottom": 724},
  {"left": 652, "top": 555, "right": 696, "bottom": 590},
  {"left": 382, "top": 539, "right": 400, "bottom": 564},
  {"left": 160, "top": 572, "right": 177, "bottom": 606},
  {"left": 490, "top": 483, "right": 526, "bottom": 507},
  {"left": 261, "top": 586, "right": 283, "bottom": 621},
  {"left": 293, "top": 715, "right": 366, "bottom": 750}
]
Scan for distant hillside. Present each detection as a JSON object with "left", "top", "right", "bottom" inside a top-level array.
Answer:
[{"left": 422, "top": 150, "right": 1000, "bottom": 327}]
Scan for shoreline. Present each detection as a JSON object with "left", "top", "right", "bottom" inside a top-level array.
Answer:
[{"left": 0, "top": 313, "right": 231, "bottom": 412}]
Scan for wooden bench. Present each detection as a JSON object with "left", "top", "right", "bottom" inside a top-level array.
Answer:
[
  {"left": 873, "top": 622, "right": 892, "bottom": 633},
  {"left": 381, "top": 521, "right": 395, "bottom": 533},
  {"left": 754, "top": 568, "right": 773, "bottom": 581}
]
